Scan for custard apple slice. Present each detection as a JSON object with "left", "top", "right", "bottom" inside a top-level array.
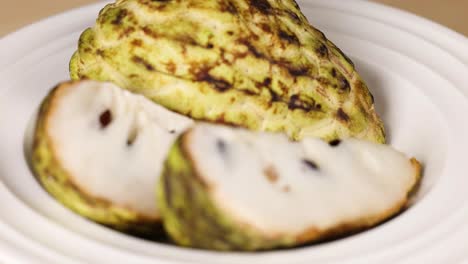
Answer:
[
  {"left": 158, "top": 124, "right": 422, "bottom": 250},
  {"left": 31, "top": 80, "right": 193, "bottom": 235},
  {"left": 70, "top": 0, "right": 385, "bottom": 142}
]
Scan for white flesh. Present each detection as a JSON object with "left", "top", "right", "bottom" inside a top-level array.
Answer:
[
  {"left": 187, "top": 124, "right": 419, "bottom": 235},
  {"left": 48, "top": 81, "right": 193, "bottom": 219}
]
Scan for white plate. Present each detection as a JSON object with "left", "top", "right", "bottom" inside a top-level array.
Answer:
[{"left": 0, "top": 0, "right": 468, "bottom": 263}]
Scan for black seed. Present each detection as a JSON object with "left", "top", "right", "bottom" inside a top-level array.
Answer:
[
  {"left": 99, "top": 110, "right": 112, "bottom": 128},
  {"left": 302, "top": 159, "right": 319, "bottom": 170},
  {"left": 169, "top": 129, "right": 176, "bottom": 134},
  {"left": 216, "top": 139, "right": 227, "bottom": 154},
  {"left": 329, "top": 139, "right": 341, "bottom": 147}
]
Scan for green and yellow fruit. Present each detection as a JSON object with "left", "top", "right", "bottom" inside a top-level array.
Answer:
[{"left": 70, "top": 0, "right": 385, "bottom": 142}]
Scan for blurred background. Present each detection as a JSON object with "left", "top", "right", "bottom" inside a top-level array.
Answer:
[{"left": 1, "top": 0, "right": 467, "bottom": 37}]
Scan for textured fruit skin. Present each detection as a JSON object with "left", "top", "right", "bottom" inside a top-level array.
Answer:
[
  {"left": 70, "top": 0, "right": 385, "bottom": 142},
  {"left": 31, "top": 81, "right": 164, "bottom": 238},
  {"left": 157, "top": 130, "right": 422, "bottom": 251}
]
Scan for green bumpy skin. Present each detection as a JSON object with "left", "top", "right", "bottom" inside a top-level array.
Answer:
[
  {"left": 70, "top": 0, "right": 385, "bottom": 142},
  {"left": 31, "top": 83, "right": 164, "bottom": 239}
]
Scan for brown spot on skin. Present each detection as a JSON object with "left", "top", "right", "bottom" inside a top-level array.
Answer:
[
  {"left": 286, "top": 10, "right": 301, "bottom": 23},
  {"left": 288, "top": 95, "right": 316, "bottom": 111},
  {"left": 302, "top": 159, "right": 319, "bottom": 170},
  {"left": 226, "top": 30, "right": 234, "bottom": 36},
  {"left": 216, "top": 113, "right": 226, "bottom": 123},
  {"left": 206, "top": 43, "right": 214, "bottom": 49},
  {"left": 96, "top": 49, "right": 104, "bottom": 56},
  {"left": 132, "top": 56, "right": 155, "bottom": 71},
  {"left": 331, "top": 68, "right": 337, "bottom": 77},
  {"left": 142, "top": 26, "right": 158, "bottom": 39},
  {"left": 166, "top": 61, "right": 176, "bottom": 74},
  {"left": 270, "top": 89, "right": 280, "bottom": 102},
  {"left": 120, "top": 27, "right": 135, "bottom": 39},
  {"left": 241, "top": 89, "right": 257, "bottom": 96},
  {"left": 337, "top": 108, "right": 350, "bottom": 122},
  {"left": 99, "top": 109, "right": 112, "bottom": 128},
  {"left": 131, "top": 39, "right": 143, "bottom": 47},
  {"left": 329, "top": 139, "right": 341, "bottom": 147},
  {"left": 239, "top": 39, "right": 263, "bottom": 58},
  {"left": 192, "top": 65, "right": 231, "bottom": 92},
  {"left": 283, "top": 185, "right": 291, "bottom": 193},
  {"left": 221, "top": 1, "right": 237, "bottom": 14},
  {"left": 278, "top": 30, "right": 299, "bottom": 44},
  {"left": 288, "top": 67, "right": 309, "bottom": 77},
  {"left": 316, "top": 44, "right": 329, "bottom": 58},
  {"left": 338, "top": 77, "right": 350, "bottom": 92},
  {"left": 250, "top": 0, "right": 272, "bottom": 13},
  {"left": 317, "top": 77, "right": 330, "bottom": 87},
  {"left": 260, "top": 23, "right": 272, "bottom": 33},
  {"left": 112, "top": 9, "right": 128, "bottom": 25},
  {"left": 264, "top": 166, "right": 279, "bottom": 183},
  {"left": 198, "top": 74, "right": 231, "bottom": 92}
]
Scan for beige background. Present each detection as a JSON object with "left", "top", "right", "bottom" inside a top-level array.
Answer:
[{"left": 1, "top": 0, "right": 467, "bottom": 37}]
